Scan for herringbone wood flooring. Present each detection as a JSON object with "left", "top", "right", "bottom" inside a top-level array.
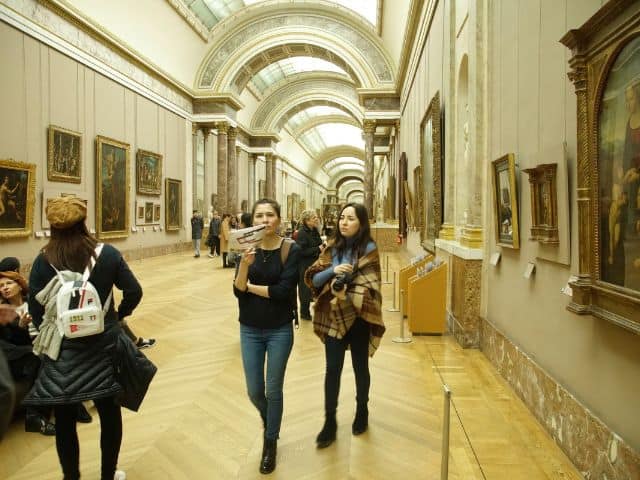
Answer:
[{"left": 0, "top": 251, "right": 582, "bottom": 479}]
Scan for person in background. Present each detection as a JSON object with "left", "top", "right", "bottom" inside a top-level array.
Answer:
[
  {"left": 25, "top": 196, "right": 143, "bottom": 480},
  {"left": 0, "top": 348, "right": 15, "bottom": 440},
  {"left": 233, "top": 198, "right": 300, "bottom": 474},
  {"left": 191, "top": 210, "right": 204, "bottom": 258},
  {"left": 239, "top": 212, "right": 252, "bottom": 229},
  {"left": 220, "top": 213, "right": 231, "bottom": 268},
  {"left": 295, "top": 210, "right": 325, "bottom": 320},
  {"left": 207, "top": 211, "right": 221, "bottom": 258},
  {"left": 305, "top": 202, "right": 385, "bottom": 449}
]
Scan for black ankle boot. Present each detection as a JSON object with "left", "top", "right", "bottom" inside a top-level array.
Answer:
[
  {"left": 259, "top": 438, "right": 277, "bottom": 474},
  {"left": 352, "top": 405, "right": 368, "bottom": 435},
  {"left": 316, "top": 415, "right": 337, "bottom": 449},
  {"left": 25, "top": 414, "right": 56, "bottom": 436}
]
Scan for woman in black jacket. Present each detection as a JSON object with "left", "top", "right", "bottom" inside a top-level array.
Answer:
[
  {"left": 25, "top": 197, "right": 142, "bottom": 480},
  {"left": 295, "top": 210, "right": 325, "bottom": 320}
]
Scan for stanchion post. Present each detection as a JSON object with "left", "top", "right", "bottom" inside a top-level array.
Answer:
[
  {"left": 441, "top": 385, "right": 451, "bottom": 480},
  {"left": 392, "top": 286, "right": 411, "bottom": 343},
  {"left": 387, "top": 271, "right": 400, "bottom": 312},
  {"left": 383, "top": 255, "right": 392, "bottom": 284}
]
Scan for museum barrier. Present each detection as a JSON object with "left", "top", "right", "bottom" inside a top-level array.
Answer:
[
  {"left": 399, "top": 255, "right": 433, "bottom": 318},
  {"left": 407, "top": 261, "right": 447, "bottom": 334}
]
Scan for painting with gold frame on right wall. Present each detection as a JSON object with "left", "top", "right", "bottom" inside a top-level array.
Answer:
[{"left": 491, "top": 153, "right": 520, "bottom": 249}]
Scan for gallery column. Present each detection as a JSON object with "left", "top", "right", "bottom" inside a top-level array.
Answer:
[
  {"left": 271, "top": 156, "right": 279, "bottom": 202},
  {"left": 216, "top": 122, "right": 228, "bottom": 214},
  {"left": 227, "top": 127, "right": 237, "bottom": 214},
  {"left": 363, "top": 120, "right": 376, "bottom": 218},
  {"left": 265, "top": 153, "right": 273, "bottom": 199},
  {"left": 248, "top": 154, "right": 256, "bottom": 206},
  {"left": 191, "top": 125, "right": 199, "bottom": 211}
]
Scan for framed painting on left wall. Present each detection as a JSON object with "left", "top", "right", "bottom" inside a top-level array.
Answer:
[
  {"left": 0, "top": 159, "right": 36, "bottom": 238},
  {"left": 96, "top": 135, "right": 130, "bottom": 239}
]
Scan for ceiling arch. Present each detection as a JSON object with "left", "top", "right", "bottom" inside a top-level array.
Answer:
[
  {"left": 278, "top": 100, "right": 358, "bottom": 131},
  {"left": 230, "top": 44, "right": 361, "bottom": 94},
  {"left": 345, "top": 189, "right": 365, "bottom": 202},
  {"left": 323, "top": 157, "right": 365, "bottom": 175},
  {"left": 196, "top": 2, "right": 395, "bottom": 91},
  {"left": 251, "top": 76, "right": 361, "bottom": 132},
  {"left": 317, "top": 146, "right": 365, "bottom": 169},
  {"left": 336, "top": 176, "right": 364, "bottom": 191},
  {"left": 291, "top": 115, "right": 361, "bottom": 137},
  {"left": 329, "top": 169, "right": 366, "bottom": 189}
]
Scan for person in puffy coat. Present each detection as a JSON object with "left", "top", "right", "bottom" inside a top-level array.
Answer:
[
  {"left": 24, "top": 197, "right": 142, "bottom": 480},
  {"left": 295, "top": 210, "right": 325, "bottom": 320}
]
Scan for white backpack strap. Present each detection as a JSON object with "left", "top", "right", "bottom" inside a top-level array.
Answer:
[
  {"left": 103, "top": 290, "right": 113, "bottom": 314},
  {"left": 49, "top": 263, "right": 67, "bottom": 286},
  {"left": 83, "top": 243, "right": 104, "bottom": 281}
]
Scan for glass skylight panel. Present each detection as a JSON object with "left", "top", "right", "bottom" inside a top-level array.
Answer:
[
  {"left": 315, "top": 124, "right": 364, "bottom": 149},
  {"left": 286, "top": 106, "right": 349, "bottom": 130},
  {"left": 300, "top": 129, "right": 326, "bottom": 155},
  {"left": 324, "top": 157, "right": 364, "bottom": 171},
  {"left": 252, "top": 57, "right": 348, "bottom": 94}
]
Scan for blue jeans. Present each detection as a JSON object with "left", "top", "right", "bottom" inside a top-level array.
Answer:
[
  {"left": 192, "top": 239, "right": 201, "bottom": 256},
  {"left": 240, "top": 322, "right": 293, "bottom": 440}
]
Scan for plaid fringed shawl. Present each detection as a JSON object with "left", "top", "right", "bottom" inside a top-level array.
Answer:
[{"left": 305, "top": 247, "right": 386, "bottom": 357}]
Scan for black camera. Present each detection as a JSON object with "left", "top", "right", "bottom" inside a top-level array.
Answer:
[{"left": 333, "top": 272, "right": 352, "bottom": 291}]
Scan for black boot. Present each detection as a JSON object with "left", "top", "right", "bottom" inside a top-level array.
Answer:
[
  {"left": 352, "top": 404, "right": 368, "bottom": 435},
  {"left": 25, "top": 412, "right": 56, "bottom": 436},
  {"left": 259, "top": 438, "right": 277, "bottom": 474},
  {"left": 222, "top": 253, "right": 228, "bottom": 268},
  {"left": 316, "top": 414, "right": 337, "bottom": 449}
]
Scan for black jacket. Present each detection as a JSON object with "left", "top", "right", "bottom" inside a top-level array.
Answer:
[
  {"left": 24, "top": 244, "right": 143, "bottom": 405},
  {"left": 295, "top": 224, "right": 323, "bottom": 270}
]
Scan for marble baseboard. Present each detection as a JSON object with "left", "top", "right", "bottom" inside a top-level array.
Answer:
[{"left": 481, "top": 318, "right": 640, "bottom": 479}]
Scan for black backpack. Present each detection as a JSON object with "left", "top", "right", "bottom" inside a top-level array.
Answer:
[{"left": 280, "top": 238, "right": 299, "bottom": 328}]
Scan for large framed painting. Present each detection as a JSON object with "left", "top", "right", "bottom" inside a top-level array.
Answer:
[
  {"left": 491, "top": 154, "right": 520, "bottom": 249},
  {"left": 0, "top": 159, "right": 36, "bottom": 238},
  {"left": 96, "top": 135, "right": 130, "bottom": 239},
  {"left": 419, "top": 91, "right": 443, "bottom": 252},
  {"left": 165, "top": 178, "right": 182, "bottom": 231},
  {"left": 136, "top": 149, "right": 162, "bottom": 195},
  {"left": 561, "top": 0, "right": 640, "bottom": 333},
  {"left": 413, "top": 166, "right": 424, "bottom": 230},
  {"left": 48, "top": 125, "right": 81, "bottom": 183}
]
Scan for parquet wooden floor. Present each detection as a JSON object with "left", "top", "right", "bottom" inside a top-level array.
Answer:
[{"left": 0, "top": 251, "right": 582, "bottom": 479}]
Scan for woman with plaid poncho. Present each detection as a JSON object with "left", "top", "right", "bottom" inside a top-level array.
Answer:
[{"left": 304, "top": 203, "right": 385, "bottom": 449}]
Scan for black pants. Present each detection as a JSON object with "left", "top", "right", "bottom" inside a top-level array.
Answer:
[
  {"left": 210, "top": 236, "right": 220, "bottom": 255},
  {"left": 298, "top": 267, "right": 312, "bottom": 318},
  {"left": 54, "top": 396, "right": 122, "bottom": 480},
  {"left": 323, "top": 318, "right": 370, "bottom": 415}
]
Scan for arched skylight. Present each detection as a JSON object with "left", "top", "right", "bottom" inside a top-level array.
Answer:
[
  {"left": 299, "top": 124, "right": 364, "bottom": 156},
  {"left": 251, "top": 57, "right": 348, "bottom": 94},
  {"left": 287, "top": 106, "right": 350, "bottom": 130},
  {"left": 324, "top": 157, "right": 365, "bottom": 172},
  {"left": 186, "top": 0, "right": 379, "bottom": 30}
]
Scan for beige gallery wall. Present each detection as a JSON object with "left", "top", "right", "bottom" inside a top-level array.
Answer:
[
  {"left": 399, "top": 0, "right": 640, "bottom": 451},
  {"left": 0, "top": 21, "right": 189, "bottom": 266}
]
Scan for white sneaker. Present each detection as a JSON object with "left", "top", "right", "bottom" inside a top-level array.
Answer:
[
  {"left": 208, "top": 253, "right": 214, "bottom": 258},
  {"left": 114, "top": 471, "right": 126, "bottom": 480}
]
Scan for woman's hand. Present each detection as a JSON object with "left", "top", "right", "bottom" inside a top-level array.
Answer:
[
  {"left": 241, "top": 248, "right": 256, "bottom": 267},
  {"left": 319, "top": 242, "right": 327, "bottom": 254},
  {"left": 333, "top": 263, "right": 353, "bottom": 275},
  {"left": 0, "top": 305, "right": 17, "bottom": 326},
  {"left": 18, "top": 312, "right": 32, "bottom": 328}
]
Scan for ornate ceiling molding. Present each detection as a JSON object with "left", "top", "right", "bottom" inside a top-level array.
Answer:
[
  {"left": 251, "top": 77, "right": 362, "bottom": 131},
  {"left": 329, "top": 169, "right": 367, "bottom": 188},
  {"left": 196, "top": 3, "right": 396, "bottom": 91},
  {"left": 292, "top": 114, "right": 362, "bottom": 137},
  {"left": 318, "top": 146, "right": 365, "bottom": 168}
]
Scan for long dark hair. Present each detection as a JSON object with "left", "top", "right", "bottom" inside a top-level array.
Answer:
[
  {"left": 44, "top": 221, "right": 97, "bottom": 272},
  {"left": 332, "top": 203, "right": 374, "bottom": 260}
]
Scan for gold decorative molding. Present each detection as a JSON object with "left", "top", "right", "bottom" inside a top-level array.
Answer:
[
  {"left": 216, "top": 122, "right": 229, "bottom": 135},
  {"left": 439, "top": 223, "right": 455, "bottom": 240},
  {"left": 523, "top": 163, "right": 559, "bottom": 245},
  {"left": 459, "top": 225, "right": 483, "bottom": 248}
]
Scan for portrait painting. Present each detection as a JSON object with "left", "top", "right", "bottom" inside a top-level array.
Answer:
[
  {"left": 154, "top": 203, "right": 161, "bottom": 222},
  {"left": 96, "top": 135, "right": 130, "bottom": 239},
  {"left": 136, "top": 149, "right": 162, "bottom": 195},
  {"left": 144, "top": 202, "right": 154, "bottom": 224},
  {"left": 599, "top": 35, "right": 640, "bottom": 290},
  {"left": 419, "top": 92, "right": 443, "bottom": 252},
  {"left": 491, "top": 153, "right": 519, "bottom": 249},
  {"left": 0, "top": 159, "right": 36, "bottom": 238},
  {"left": 165, "top": 178, "right": 182, "bottom": 231},
  {"left": 48, "top": 125, "right": 81, "bottom": 183}
]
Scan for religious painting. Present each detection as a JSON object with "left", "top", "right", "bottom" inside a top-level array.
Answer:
[
  {"left": 561, "top": 0, "right": 640, "bottom": 333},
  {"left": 491, "top": 153, "right": 519, "bottom": 249},
  {"left": 165, "top": 178, "right": 182, "bottom": 231},
  {"left": 154, "top": 203, "right": 161, "bottom": 222},
  {"left": 96, "top": 135, "right": 130, "bottom": 239},
  {"left": 42, "top": 190, "right": 87, "bottom": 229},
  {"left": 0, "top": 159, "right": 36, "bottom": 238},
  {"left": 136, "top": 149, "right": 162, "bottom": 195},
  {"left": 419, "top": 91, "right": 443, "bottom": 252},
  {"left": 144, "top": 202, "right": 154, "bottom": 224},
  {"left": 47, "top": 125, "right": 81, "bottom": 183}
]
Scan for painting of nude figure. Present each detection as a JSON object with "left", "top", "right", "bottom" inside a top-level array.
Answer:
[{"left": 0, "top": 159, "right": 36, "bottom": 238}]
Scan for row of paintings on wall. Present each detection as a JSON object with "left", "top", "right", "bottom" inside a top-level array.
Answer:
[{"left": 0, "top": 134, "right": 182, "bottom": 239}]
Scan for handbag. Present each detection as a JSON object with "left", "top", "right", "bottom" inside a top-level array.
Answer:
[{"left": 114, "top": 329, "right": 157, "bottom": 411}]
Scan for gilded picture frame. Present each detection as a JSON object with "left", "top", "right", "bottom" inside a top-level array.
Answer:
[
  {"left": 165, "top": 178, "right": 182, "bottom": 231},
  {"left": 491, "top": 153, "right": 520, "bottom": 249},
  {"left": 0, "top": 159, "right": 36, "bottom": 238},
  {"left": 562, "top": 0, "right": 640, "bottom": 334},
  {"left": 47, "top": 125, "right": 81, "bottom": 183},
  {"left": 96, "top": 135, "right": 130, "bottom": 239},
  {"left": 419, "top": 91, "right": 443, "bottom": 252},
  {"left": 136, "top": 149, "right": 162, "bottom": 195}
]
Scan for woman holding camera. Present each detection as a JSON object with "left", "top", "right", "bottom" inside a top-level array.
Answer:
[
  {"left": 295, "top": 210, "right": 325, "bottom": 320},
  {"left": 304, "top": 203, "right": 385, "bottom": 449}
]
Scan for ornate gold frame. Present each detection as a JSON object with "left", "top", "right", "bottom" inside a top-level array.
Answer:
[
  {"left": 95, "top": 135, "right": 130, "bottom": 239},
  {"left": 419, "top": 91, "right": 443, "bottom": 252},
  {"left": 47, "top": 125, "right": 82, "bottom": 183},
  {"left": 561, "top": 0, "right": 640, "bottom": 334},
  {"left": 523, "top": 163, "right": 559, "bottom": 245},
  {"left": 136, "top": 149, "right": 162, "bottom": 195},
  {"left": 491, "top": 154, "right": 520, "bottom": 249},
  {"left": 0, "top": 159, "right": 36, "bottom": 239},
  {"left": 165, "top": 178, "right": 182, "bottom": 231}
]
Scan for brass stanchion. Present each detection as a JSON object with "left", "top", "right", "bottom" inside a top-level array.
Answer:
[
  {"left": 392, "top": 286, "right": 411, "bottom": 343},
  {"left": 441, "top": 385, "right": 451, "bottom": 480},
  {"left": 382, "top": 255, "right": 392, "bottom": 284},
  {"left": 387, "top": 271, "right": 400, "bottom": 312}
]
